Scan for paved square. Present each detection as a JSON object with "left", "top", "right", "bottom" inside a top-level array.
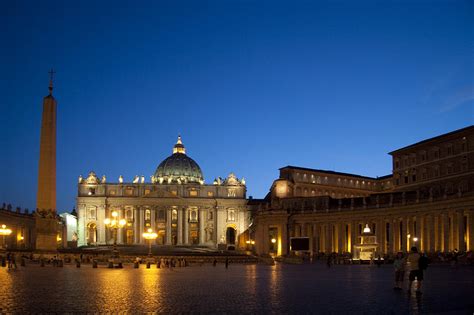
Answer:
[{"left": 1, "top": 263, "right": 473, "bottom": 313}]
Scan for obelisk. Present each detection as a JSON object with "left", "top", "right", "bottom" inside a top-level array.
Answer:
[{"left": 35, "top": 69, "right": 58, "bottom": 252}]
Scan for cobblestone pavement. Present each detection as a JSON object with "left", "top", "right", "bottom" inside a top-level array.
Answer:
[{"left": 0, "top": 262, "right": 473, "bottom": 314}]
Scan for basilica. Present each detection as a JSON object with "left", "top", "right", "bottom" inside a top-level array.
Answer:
[{"left": 76, "top": 136, "right": 249, "bottom": 249}]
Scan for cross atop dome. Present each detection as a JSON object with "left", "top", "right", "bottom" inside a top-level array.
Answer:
[{"left": 173, "top": 135, "right": 186, "bottom": 154}]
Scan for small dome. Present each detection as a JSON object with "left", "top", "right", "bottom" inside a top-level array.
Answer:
[{"left": 153, "top": 136, "right": 204, "bottom": 184}]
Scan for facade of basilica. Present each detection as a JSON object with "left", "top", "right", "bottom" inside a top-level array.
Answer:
[{"left": 76, "top": 136, "right": 249, "bottom": 249}]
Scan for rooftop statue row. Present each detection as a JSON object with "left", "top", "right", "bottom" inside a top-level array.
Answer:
[{"left": 78, "top": 171, "right": 246, "bottom": 186}]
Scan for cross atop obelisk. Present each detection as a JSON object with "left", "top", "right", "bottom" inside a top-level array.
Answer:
[{"left": 48, "top": 68, "right": 56, "bottom": 95}]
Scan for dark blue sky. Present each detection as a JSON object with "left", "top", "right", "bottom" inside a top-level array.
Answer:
[{"left": 1, "top": 0, "right": 473, "bottom": 213}]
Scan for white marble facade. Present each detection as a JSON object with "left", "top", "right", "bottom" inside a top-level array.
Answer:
[{"left": 77, "top": 137, "right": 249, "bottom": 249}]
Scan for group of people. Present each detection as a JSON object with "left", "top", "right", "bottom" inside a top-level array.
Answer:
[
  {"left": 393, "top": 247, "right": 429, "bottom": 295},
  {"left": 5, "top": 252, "right": 18, "bottom": 269},
  {"left": 155, "top": 257, "right": 187, "bottom": 269}
]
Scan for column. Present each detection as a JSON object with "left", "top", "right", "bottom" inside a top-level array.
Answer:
[
  {"left": 313, "top": 223, "right": 320, "bottom": 253},
  {"left": 255, "top": 222, "right": 265, "bottom": 255},
  {"left": 133, "top": 207, "right": 139, "bottom": 244},
  {"left": 177, "top": 208, "right": 183, "bottom": 245},
  {"left": 326, "top": 224, "right": 332, "bottom": 253},
  {"left": 117, "top": 208, "right": 124, "bottom": 244},
  {"left": 184, "top": 208, "right": 189, "bottom": 245},
  {"left": 214, "top": 206, "right": 219, "bottom": 245},
  {"left": 392, "top": 219, "right": 399, "bottom": 253},
  {"left": 166, "top": 208, "right": 172, "bottom": 245},
  {"left": 139, "top": 207, "right": 144, "bottom": 244},
  {"left": 281, "top": 223, "right": 288, "bottom": 256},
  {"left": 420, "top": 216, "right": 426, "bottom": 252},
  {"left": 97, "top": 205, "right": 106, "bottom": 245},
  {"left": 308, "top": 224, "right": 313, "bottom": 256},
  {"left": 150, "top": 208, "right": 156, "bottom": 234},
  {"left": 262, "top": 224, "right": 269, "bottom": 254},
  {"left": 338, "top": 223, "right": 344, "bottom": 253},
  {"left": 442, "top": 213, "right": 450, "bottom": 252},
  {"left": 350, "top": 221, "right": 357, "bottom": 254},
  {"left": 457, "top": 211, "right": 466, "bottom": 251},
  {"left": 429, "top": 215, "right": 435, "bottom": 253},
  {"left": 468, "top": 210, "right": 474, "bottom": 251},
  {"left": 199, "top": 209, "right": 206, "bottom": 245},
  {"left": 301, "top": 223, "right": 307, "bottom": 237},
  {"left": 401, "top": 217, "right": 408, "bottom": 252},
  {"left": 77, "top": 205, "right": 86, "bottom": 246},
  {"left": 377, "top": 219, "right": 384, "bottom": 254},
  {"left": 434, "top": 214, "right": 440, "bottom": 251}
]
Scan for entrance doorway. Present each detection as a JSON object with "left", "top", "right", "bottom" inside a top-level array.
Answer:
[{"left": 226, "top": 227, "right": 236, "bottom": 245}]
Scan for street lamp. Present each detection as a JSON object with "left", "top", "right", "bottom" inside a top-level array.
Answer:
[
  {"left": 143, "top": 228, "right": 158, "bottom": 257},
  {"left": 104, "top": 211, "right": 126, "bottom": 258},
  {"left": 413, "top": 237, "right": 419, "bottom": 243},
  {"left": 0, "top": 224, "right": 12, "bottom": 251}
]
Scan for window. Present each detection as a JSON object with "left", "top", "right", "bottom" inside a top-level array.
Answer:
[
  {"left": 395, "top": 160, "right": 400, "bottom": 169},
  {"left": 434, "top": 167, "right": 440, "bottom": 177},
  {"left": 421, "top": 169, "right": 427, "bottom": 180},
  {"left": 207, "top": 191, "right": 214, "bottom": 197},
  {"left": 144, "top": 189, "right": 151, "bottom": 195},
  {"left": 88, "top": 208, "right": 96, "bottom": 219},
  {"left": 157, "top": 210, "right": 165, "bottom": 221},
  {"left": 227, "top": 209, "right": 236, "bottom": 221},
  {"left": 125, "top": 187, "right": 134, "bottom": 196},
  {"left": 404, "top": 176, "right": 408, "bottom": 184},
  {"left": 189, "top": 190, "right": 198, "bottom": 197},
  {"left": 126, "top": 209, "right": 133, "bottom": 219},
  {"left": 227, "top": 189, "right": 236, "bottom": 197},
  {"left": 109, "top": 190, "right": 116, "bottom": 196},
  {"left": 171, "top": 209, "right": 178, "bottom": 221},
  {"left": 412, "top": 174, "right": 416, "bottom": 182},
  {"left": 145, "top": 209, "right": 151, "bottom": 221},
  {"left": 447, "top": 163, "right": 453, "bottom": 174},
  {"left": 447, "top": 145, "right": 453, "bottom": 156},
  {"left": 208, "top": 211, "right": 213, "bottom": 220},
  {"left": 88, "top": 188, "right": 95, "bottom": 196},
  {"left": 461, "top": 158, "right": 468, "bottom": 171},
  {"left": 171, "top": 190, "right": 177, "bottom": 196},
  {"left": 190, "top": 210, "right": 198, "bottom": 221}
]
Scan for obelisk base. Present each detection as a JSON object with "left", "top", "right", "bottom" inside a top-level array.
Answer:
[{"left": 35, "top": 217, "right": 58, "bottom": 252}]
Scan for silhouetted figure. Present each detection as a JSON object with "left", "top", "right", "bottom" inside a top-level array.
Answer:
[
  {"left": 213, "top": 258, "right": 217, "bottom": 267},
  {"left": 225, "top": 257, "right": 229, "bottom": 269}
]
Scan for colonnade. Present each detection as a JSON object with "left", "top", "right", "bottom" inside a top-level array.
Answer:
[
  {"left": 256, "top": 209, "right": 474, "bottom": 256},
  {"left": 293, "top": 209, "right": 473, "bottom": 254}
]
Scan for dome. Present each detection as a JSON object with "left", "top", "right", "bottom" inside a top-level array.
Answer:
[{"left": 153, "top": 136, "right": 204, "bottom": 184}]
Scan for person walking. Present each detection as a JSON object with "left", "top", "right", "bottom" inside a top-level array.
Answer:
[
  {"left": 393, "top": 252, "right": 405, "bottom": 290},
  {"left": 407, "top": 247, "right": 423, "bottom": 295}
]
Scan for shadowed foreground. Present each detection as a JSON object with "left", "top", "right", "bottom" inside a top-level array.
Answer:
[{"left": 1, "top": 263, "right": 473, "bottom": 314}]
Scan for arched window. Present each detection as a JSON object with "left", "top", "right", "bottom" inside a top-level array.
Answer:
[
  {"left": 172, "top": 209, "right": 178, "bottom": 221},
  {"left": 145, "top": 209, "right": 151, "bottom": 221}
]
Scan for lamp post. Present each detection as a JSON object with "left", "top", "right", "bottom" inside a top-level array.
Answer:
[
  {"left": 143, "top": 228, "right": 158, "bottom": 257},
  {"left": 0, "top": 224, "right": 12, "bottom": 252},
  {"left": 104, "top": 211, "right": 126, "bottom": 258}
]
